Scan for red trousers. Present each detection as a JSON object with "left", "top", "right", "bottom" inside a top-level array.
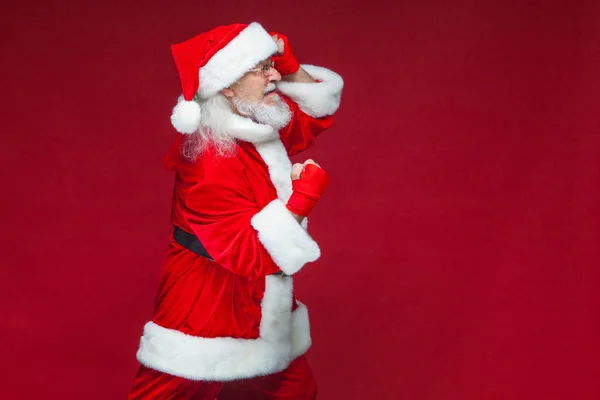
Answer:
[{"left": 127, "top": 356, "right": 317, "bottom": 400}]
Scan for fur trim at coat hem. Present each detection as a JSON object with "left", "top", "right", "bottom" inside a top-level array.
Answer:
[{"left": 135, "top": 277, "right": 311, "bottom": 381}]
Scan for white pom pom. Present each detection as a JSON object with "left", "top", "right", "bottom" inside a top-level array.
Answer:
[{"left": 170, "top": 98, "right": 201, "bottom": 134}]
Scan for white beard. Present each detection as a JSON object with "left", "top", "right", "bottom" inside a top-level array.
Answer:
[
  {"left": 232, "top": 87, "right": 292, "bottom": 130},
  {"left": 181, "top": 90, "right": 291, "bottom": 161}
]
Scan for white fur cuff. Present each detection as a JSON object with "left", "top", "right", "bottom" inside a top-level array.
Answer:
[
  {"left": 276, "top": 64, "right": 344, "bottom": 118},
  {"left": 251, "top": 199, "right": 320, "bottom": 275}
]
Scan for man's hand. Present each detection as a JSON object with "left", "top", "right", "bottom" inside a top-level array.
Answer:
[
  {"left": 272, "top": 34, "right": 285, "bottom": 55},
  {"left": 291, "top": 159, "right": 320, "bottom": 180},
  {"left": 270, "top": 32, "right": 316, "bottom": 83},
  {"left": 269, "top": 32, "right": 300, "bottom": 76},
  {"left": 286, "top": 159, "right": 330, "bottom": 221}
]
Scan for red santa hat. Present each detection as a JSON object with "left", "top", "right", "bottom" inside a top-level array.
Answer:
[{"left": 169, "top": 22, "right": 278, "bottom": 134}]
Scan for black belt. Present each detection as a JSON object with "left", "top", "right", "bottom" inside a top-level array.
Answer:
[
  {"left": 173, "top": 226, "right": 214, "bottom": 261},
  {"left": 172, "top": 225, "right": 286, "bottom": 276}
]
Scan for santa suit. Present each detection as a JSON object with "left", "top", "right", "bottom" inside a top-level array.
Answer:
[{"left": 128, "top": 64, "right": 343, "bottom": 399}]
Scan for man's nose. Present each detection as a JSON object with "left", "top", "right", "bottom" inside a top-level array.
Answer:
[{"left": 268, "top": 67, "right": 282, "bottom": 82}]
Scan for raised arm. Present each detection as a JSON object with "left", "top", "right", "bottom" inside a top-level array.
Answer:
[{"left": 270, "top": 32, "right": 344, "bottom": 155}]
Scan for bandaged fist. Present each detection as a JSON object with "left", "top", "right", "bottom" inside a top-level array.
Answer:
[
  {"left": 290, "top": 159, "right": 320, "bottom": 180},
  {"left": 269, "top": 32, "right": 300, "bottom": 76},
  {"left": 286, "top": 160, "right": 330, "bottom": 217}
]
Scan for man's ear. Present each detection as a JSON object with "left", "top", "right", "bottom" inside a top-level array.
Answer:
[{"left": 221, "top": 87, "right": 235, "bottom": 98}]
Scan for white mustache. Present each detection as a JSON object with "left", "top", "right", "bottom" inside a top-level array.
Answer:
[{"left": 263, "top": 83, "right": 277, "bottom": 94}]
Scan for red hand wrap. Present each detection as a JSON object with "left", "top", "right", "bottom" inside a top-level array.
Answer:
[
  {"left": 269, "top": 32, "right": 300, "bottom": 76},
  {"left": 286, "top": 164, "right": 330, "bottom": 217}
]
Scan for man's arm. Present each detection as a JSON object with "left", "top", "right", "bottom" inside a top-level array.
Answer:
[
  {"left": 270, "top": 32, "right": 341, "bottom": 89},
  {"left": 183, "top": 150, "right": 321, "bottom": 277},
  {"left": 281, "top": 66, "right": 316, "bottom": 83},
  {"left": 269, "top": 32, "right": 343, "bottom": 155},
  {"left": 270, "top": 31, "right": 343, "bottom": 118}
]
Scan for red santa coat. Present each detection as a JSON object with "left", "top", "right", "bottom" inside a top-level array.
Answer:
[{"left": 135, "top": 65, "right": 343, "bottom": 382}]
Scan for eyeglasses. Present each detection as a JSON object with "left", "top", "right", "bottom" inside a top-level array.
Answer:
[{"left": 248, "top": 61, "right": 275, "bottom": 77}]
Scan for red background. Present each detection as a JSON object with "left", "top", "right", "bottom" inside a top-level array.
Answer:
[{"left": 1, "top": 0, "right": 599, "bottom": 399}]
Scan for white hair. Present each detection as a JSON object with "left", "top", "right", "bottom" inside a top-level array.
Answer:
[
  {"left": 182, "top": 90, "right": 291, "bottom": 161},
  {"left": 181, "top": 94, "right": 236, "bottom": 161}
]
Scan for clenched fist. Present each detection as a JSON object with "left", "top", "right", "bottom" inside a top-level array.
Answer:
[
  {"left": 286, "top": 159, "right": 330, "bottom": 218},
  {"left": 290, "top": 159, "right": 320, "bottom": 180}
]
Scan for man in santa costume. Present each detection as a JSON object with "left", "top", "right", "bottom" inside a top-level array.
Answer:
[{"left": 127, "top": 21, "right": 343, "bottom": 399}]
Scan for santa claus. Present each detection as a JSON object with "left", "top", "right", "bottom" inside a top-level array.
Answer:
[{"left": 127, "top": 21, "right": 343, "bottom": 399}]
